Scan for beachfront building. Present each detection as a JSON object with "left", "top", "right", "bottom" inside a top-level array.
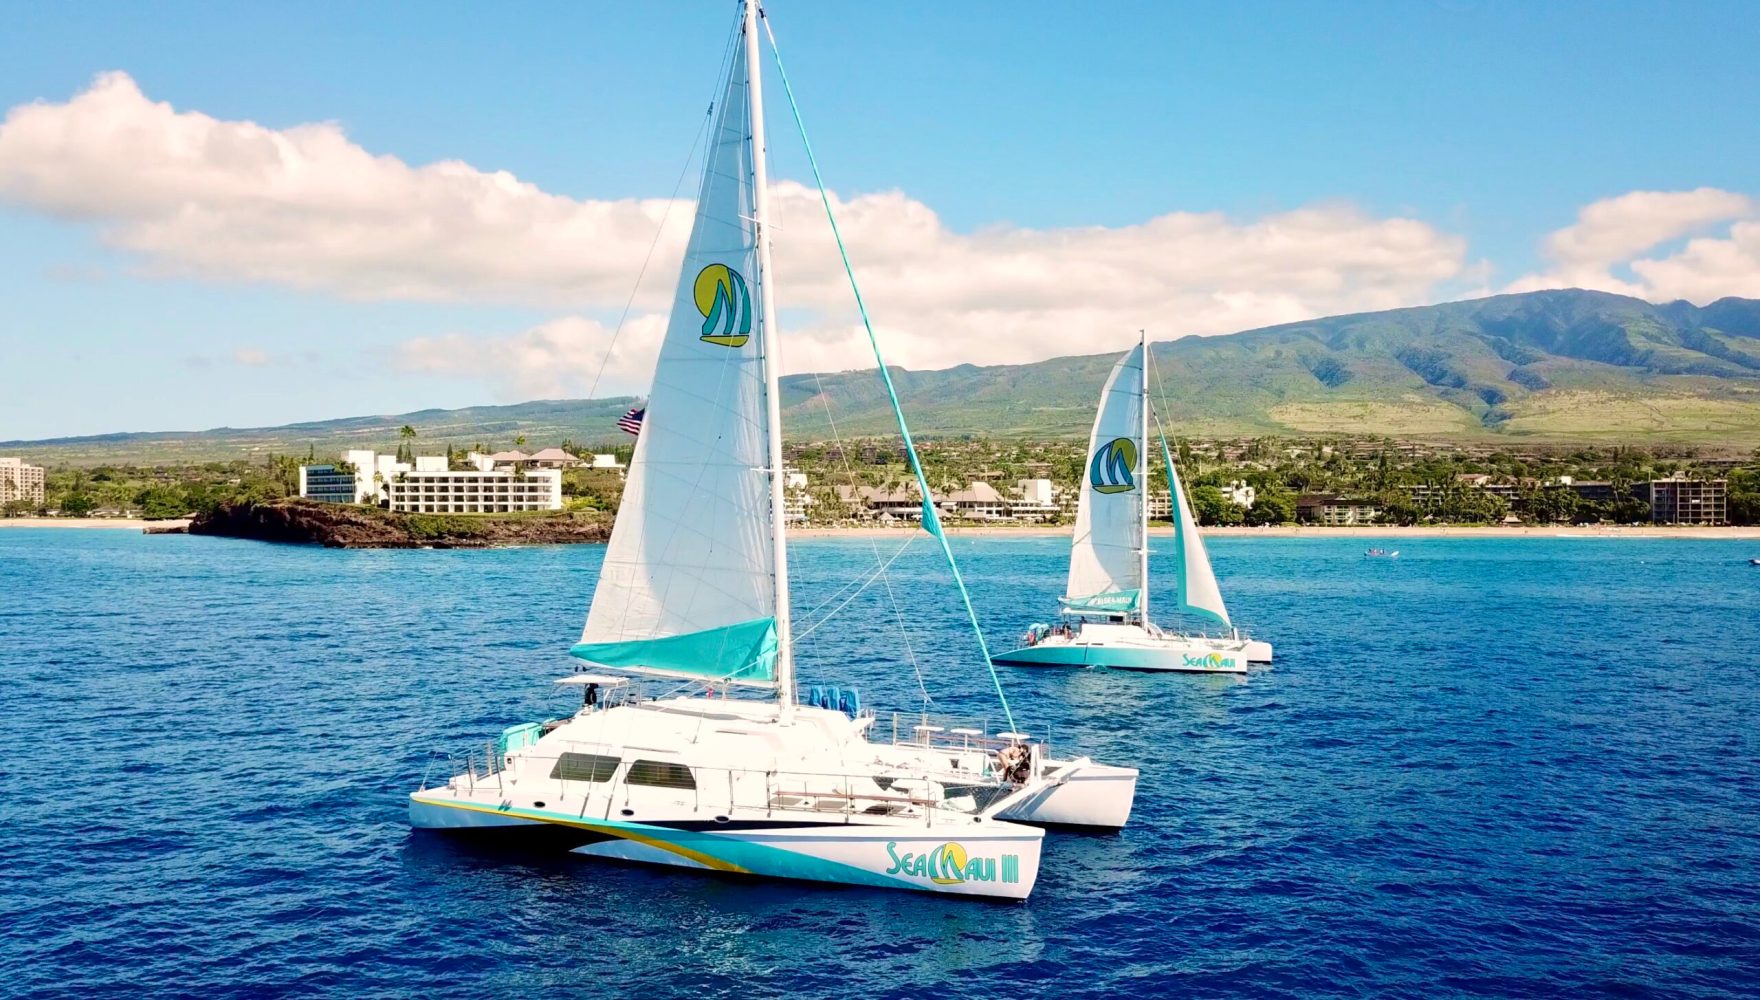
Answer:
[
  {"left": 782, "top": 467, "right": 812, "bottom": 522},
  {"left": 1224, "top": 479, "right": 1256, "bottom": 509},
  {"left": 526, "top": 448, "right": 583, "bottom": 469},
  {"left": 0, "top": 457, "right": 46, "bottom": 506},
  {"left": 1296, "top": 493, "right": 1381, "bottom": 526},
  {"left": 298, "top": 464, "right": 364, "bottom": 504},
  {"left": 1146, "top": 490, "right": 1172, "bottom": 520},
  {"left": 300, "top": 450, "right": 561, "bottom": 512},
  {"left": 836, "top": 479, "right": 1061, "bottom": 523},
  {"left": 1555, "top": 477, "right": 1617, "bottom": 505},
  {"left": 386, "top": 466, "right": 562, "bottom": 513},
  {"left": 590, "top": 454, "right": 626, "bottom": 476},
  {"left": 1638, "top": 476, "right": 1727, "bottom": 525}
]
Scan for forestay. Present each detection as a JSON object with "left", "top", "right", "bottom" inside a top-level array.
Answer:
[
  {"left": 1064, "top": 344, "right": 1145, "bottom": 615},
  {"left": 572, "top": 48, "right": 780, "bottom": 685}
]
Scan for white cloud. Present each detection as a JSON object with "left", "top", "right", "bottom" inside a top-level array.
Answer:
[
  {"left": 14, "top": 72, "right": 1754, "bottom": 404},
  {"left": 1508, "top": 188, "right": 1759, "bottom": 300},
  {"left": 0, "top": 72, "right": 679, "bottom": 306},
  {"left": 393, "top": 315, "right": 667, "bottom": 400},
  {"left": 1, "top": 71, "right": 1476, "bottom": 391}
]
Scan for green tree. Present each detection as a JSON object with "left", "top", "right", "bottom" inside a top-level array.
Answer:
[
  {"left": 1243, "top": 492, "right": 1295, "bottom": 526},
  {"left": 1526, "top": 487, "right": 1579, "bottom": 525},
  {"left": 61, "top": 493, "right": 95, "bottom": 517},
  {"left": 137, "top": 485, "right": 190, "bottom": 520},
  {"left": 1188, "top": 485, "right": 1241, "bottom": 526},
  {"left": 1376, "top": 490, "right": 1421, "bottom": 526},
  {"left": 400, "top": 424, "right": 417, "bottom": 441}
]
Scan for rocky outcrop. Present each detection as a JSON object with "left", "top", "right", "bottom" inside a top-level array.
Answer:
[{"left": 189, "top": 499, "right": 612, "bottom": 548}]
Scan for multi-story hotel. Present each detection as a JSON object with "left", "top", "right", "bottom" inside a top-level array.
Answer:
[
  {"left": 299, "top": 450, "right": 562, "bottom": 513},
  {"left": 297, "top": 464, "right": 362, "bottom": 504},
  {"left": 0, "top": 457, "right": 46, "bottom": 506},
  {"left": 1639, "top": 476, "right": 1728, "bottom": 525},
  {"left": 386, "top": 467, "right": 561, "bottom": 514}
]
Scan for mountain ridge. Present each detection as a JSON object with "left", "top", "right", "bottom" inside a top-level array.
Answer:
[{"left": 10, "top": 289, "right": 1760, "bottom": 463}]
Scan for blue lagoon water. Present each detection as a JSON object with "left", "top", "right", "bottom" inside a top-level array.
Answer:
[{"left": 1, "top": 529, "right": 1756, "bottom": 997}]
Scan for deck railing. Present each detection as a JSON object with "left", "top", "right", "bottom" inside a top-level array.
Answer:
[{"left": 420, "top": 736, "right": 1025, "bottom": 828}]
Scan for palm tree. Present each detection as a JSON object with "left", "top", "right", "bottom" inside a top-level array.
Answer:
[{"left": 400, "top": 424, "right": 416, "bottom": 440}]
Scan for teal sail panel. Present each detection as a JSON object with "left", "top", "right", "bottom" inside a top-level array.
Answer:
[{"left": 569, "top": 617, "right": 779, "bottom": 685}]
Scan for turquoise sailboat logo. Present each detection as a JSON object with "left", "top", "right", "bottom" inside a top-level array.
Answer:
[
  {"left": 695, "top": 263, "right": 752, "bottom": 347},
  {"left": 1089, "top": 436, "right": 1137, "bottom": 494}
]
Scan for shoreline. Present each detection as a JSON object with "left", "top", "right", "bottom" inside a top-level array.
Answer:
[
  {"left": 789, "top": 524, "right": 1760, "bottom": 539},
  {"left": 4, "top": 517, "right": 1755, "bottom": 540}
]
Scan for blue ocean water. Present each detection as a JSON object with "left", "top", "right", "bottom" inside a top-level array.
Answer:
[{"left": 1, "top": 528, "right": 1757, "bottom": 998}]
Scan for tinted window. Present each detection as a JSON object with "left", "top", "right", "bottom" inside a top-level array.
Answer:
[
  {"left": 549, "top": 752, "right": 620, "bottom": 783},
  {"left": 626, "top": 759, "right": 696, "bottom": 790}
]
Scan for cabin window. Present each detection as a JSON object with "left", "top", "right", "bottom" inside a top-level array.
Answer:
[
  {"left": 626, "top": 759, "right": 696, "bottom": 790},
  {"left": 549, "top": 752, "right": 620, "bottom": 783}
]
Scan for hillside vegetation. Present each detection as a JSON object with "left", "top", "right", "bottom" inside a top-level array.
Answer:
[{"left": 8, "top": 289, "right": 1760, "bottom": 465}]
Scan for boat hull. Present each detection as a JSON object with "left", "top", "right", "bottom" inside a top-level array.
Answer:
[
  {"left": 995, "top": 629, "right": 1250, "bottom": 674},
  {"left": 409, "top": 792, "right": 1043, "bottom": 899},
  {"left": 997, "top": 761, "right": 1138, "bottom": 828}
]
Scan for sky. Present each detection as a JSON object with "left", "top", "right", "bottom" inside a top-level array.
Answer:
[{"left": 2, "top": 0, "right": 1758, "bottom": 440}]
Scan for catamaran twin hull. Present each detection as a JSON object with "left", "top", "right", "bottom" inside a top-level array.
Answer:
[
  {"left": 409, "top": 791, "right": 1043, "bottom": 900},
  {"left": 994, "top": 626, "right": 1260, "bottom": 674}
]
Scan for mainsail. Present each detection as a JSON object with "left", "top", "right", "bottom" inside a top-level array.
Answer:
[
  {"left": 571, "top": 44, "right": 780, "bottom": 685},
  {"left": 1064, "top": 344, "right": 1145, "bottom": 615},
  {"left": 1160, "top": 436, "right": 1232, "bottom": 629}
]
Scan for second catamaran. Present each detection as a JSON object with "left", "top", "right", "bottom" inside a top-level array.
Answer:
[{"left": 993, "top": 335, "right": 1273, "bottom": 673}]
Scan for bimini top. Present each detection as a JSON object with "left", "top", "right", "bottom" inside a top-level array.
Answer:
[{"left": 554, "top": 674, "right": 631, "bottom": 687}]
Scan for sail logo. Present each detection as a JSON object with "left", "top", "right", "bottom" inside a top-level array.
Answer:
[
  {"left": 1182, "top": 652, "right": 1236, "bottom": 669},
  {"left": 1089, "top": 437, "right": 1138, "bottom": 494},
  {"left": 694, "top": 263, "right": 753, "bottom": 348},
  {"left": 885, "top": 841, "right": 1019, "bottom": 885}
]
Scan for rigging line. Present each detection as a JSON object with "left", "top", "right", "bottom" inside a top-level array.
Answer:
[
  {"left": 763, "top": 18, "right": 1014, "bottom": 734},
  {"left": 1146, "top": 344, "right": 1181, "bottom": 464},
  {"left": 579, "top": 20, "right": 734, "bottom": 407},
  {"left": 803, "top": 363, "right": 932, "bottom": 706},
  {"left": 793, "top": 532, "right": 918, "bottom": 641}
]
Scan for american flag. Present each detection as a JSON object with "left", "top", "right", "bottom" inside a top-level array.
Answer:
[{"left": 617, "top": 406, "right": 645, "bottom": 436}]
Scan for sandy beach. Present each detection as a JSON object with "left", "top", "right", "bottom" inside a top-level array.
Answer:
[{"left": 0, "top": 517, "right": 191, "bottom": 530}]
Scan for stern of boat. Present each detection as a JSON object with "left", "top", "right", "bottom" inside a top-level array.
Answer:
[{"left": 996, "top": 758, "right": 1138, "bottom": 828}]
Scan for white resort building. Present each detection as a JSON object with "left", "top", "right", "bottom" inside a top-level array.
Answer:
[
  {"left": 299, "top": 449, "right": 562, "bottom": 513},
  {"left": 0, "top": 457, "right": 46, "bottom": 506}
]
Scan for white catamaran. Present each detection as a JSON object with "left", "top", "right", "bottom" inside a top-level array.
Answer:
[
  {"left": 992, "top": 336, "right": 1273, "bottom": 673},
  {"left": 410, "top": 2, "right": 1136, "bottom": 899}
]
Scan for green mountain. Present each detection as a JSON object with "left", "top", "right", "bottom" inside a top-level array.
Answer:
[
  {"left": 10, "top": 289, "right": 1760, "bottom": 465},
  {"left": 784, "top": 289, "right": 1760, "bottom": 443}
]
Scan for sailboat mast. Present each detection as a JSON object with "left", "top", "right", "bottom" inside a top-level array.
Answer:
[
  {"left": 745, "top": 0, "right": 794, "bottom": 710},
  {"left": 1138, "top": 330, "right": 1150, "bottom": 627}
]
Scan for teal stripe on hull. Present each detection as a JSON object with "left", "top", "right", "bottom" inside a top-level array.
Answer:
[
  {"left": 991, "top": 644, "right": 1096, "bottom": 668},
  {"left": 993, "top": 644, "right": 1245, "bottom": 672}
]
